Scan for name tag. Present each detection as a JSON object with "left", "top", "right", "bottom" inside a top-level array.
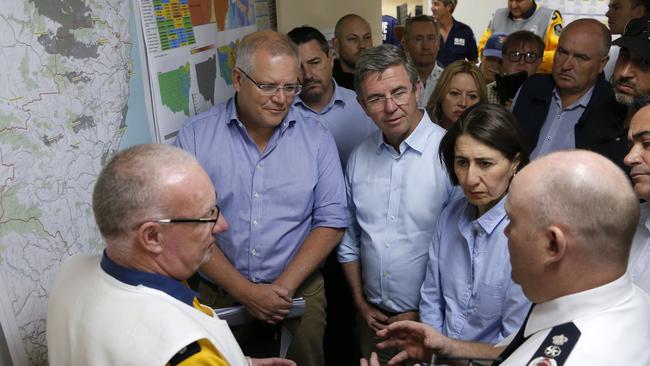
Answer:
[{"left": 453, "top": 37, "right": 465, "bottom": 46}]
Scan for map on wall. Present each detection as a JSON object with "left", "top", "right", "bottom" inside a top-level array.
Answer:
[
  {"left": 135, "top": 0, "right": 258, "bottom": 142},
  {"left": 0, "top": 0, "right": 152, "bottom": 365},
  {"left": 0, "top": 0, "right": 272, "bottom": 363}
]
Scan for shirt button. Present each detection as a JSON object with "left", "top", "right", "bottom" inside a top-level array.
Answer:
[
  {"left": 254, "top": 192, "right": 260, "bottom": 198},
  {"left": 385, "top": 243, "right": 390, "bottom": 248},
  {"left": 257, "top": 162, "right": 264, "bottom": 168},
  {"left": 251, "top": 248, "right": 257, "bottom": 256},
  {"left": 252, "top": 220, "right": 258, "bottom": 226},
  {"left": 383, "top": 271, "right": 389, "bottom": 277},
  {"left": 252, "top": 276, "right": 257, "bottom": 282},
  {"left": 389, "top": 215, "right": 396, "bottom": 221}
]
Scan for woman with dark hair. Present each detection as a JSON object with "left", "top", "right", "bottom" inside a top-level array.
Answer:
[{"left": 419, "top": 103, "right": 530, "bottom": 344}]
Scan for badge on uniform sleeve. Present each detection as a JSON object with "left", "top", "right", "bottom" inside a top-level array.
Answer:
[
  {"left": 453, "top": 37, "right": 465, "bottom": 46},
  {"left": 526, "top": 322, "right": 580, "bottom": 366}
]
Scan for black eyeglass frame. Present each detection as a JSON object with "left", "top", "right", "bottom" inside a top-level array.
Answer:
[
  {"left": 152, "top": 205, "right": 221, "bottom": 229},
  {"left": 507, "top": 50, "right": 539, "bottom": 64}
]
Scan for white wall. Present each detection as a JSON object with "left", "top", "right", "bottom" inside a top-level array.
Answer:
[
  {"left": 453, "top": 0, "right": 503, "bottom": 42},
  {"left": 277, "top": 0, "right": 383, "bottom": 45}
]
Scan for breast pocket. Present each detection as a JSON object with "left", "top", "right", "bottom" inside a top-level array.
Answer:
[{"left": 474, "top": 282, "right": 504, "bottom": 320}]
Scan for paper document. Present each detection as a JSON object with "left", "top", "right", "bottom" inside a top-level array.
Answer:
[
  {"left": 214, "top": 298, "right": 305, "bottom": 358},
  {"left": 214, "top": 297, "right": 305, "bottom": 327}
]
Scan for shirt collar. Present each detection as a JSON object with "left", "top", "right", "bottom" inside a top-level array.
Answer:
[
  {"left": 423, "top": 65, "right": 444, "bottom": 86},
  {"left": 474, "top": 195, "right": 508, "bottom": 234},
  {"left": 642, "top": 203, "right": 650, "bottom": 232},
  {"left": 551, "top": 85, "right": 595, "bottom": 111},
  {"left": 375, "top": 109, "right": 434, "bottom": 154},
  {"left": 229, "top": 94, "right": 296, "bottom": 134},
  {"left": 100, "top": 251, "right": 197, "bottom": 306},
  {"left": 510, "top": 1, "right": 537, "bottom": 19},
  {"left": 524, "top": 273, "right": 633, "bottom": 337},
  {"left": 293, "top": 79, "right": 346, "bottom": 114}
]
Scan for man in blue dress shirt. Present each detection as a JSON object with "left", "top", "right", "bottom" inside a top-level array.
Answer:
[
  {"left": 175, "top": 30, "right": 347, "bottom": 366},
  {"left": 287, "top": 25, "right": 377, "bottom": 365},
  {"left": 338, "top": 44, "right": 453, "bottom": 364},
  {"left": 511, "top": 19, "right": 628, "bottom": 172},
  {"left": 288, "top": 25, "right": 377, "bottom": 168}
]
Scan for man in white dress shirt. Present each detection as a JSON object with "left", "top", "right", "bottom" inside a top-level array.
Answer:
[
  {"left": 624, "top": 102, "right": 650, "bottom": 293},
  {"left": 339, "top": 44, "right": 452, "bottom": 364}
]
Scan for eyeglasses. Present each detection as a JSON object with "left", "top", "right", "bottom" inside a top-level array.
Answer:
[
  {"left": 237, "top": 68, "right": 302, "bottom": 96},
  {"left": 364, "top": 88, "right": 414, "bottom": 112},
  {"left": 154, "top": 205, "right": 221, "bottom": 231},
  {"left": 508, "top": 50, "right": 539, "bottom": 64}
]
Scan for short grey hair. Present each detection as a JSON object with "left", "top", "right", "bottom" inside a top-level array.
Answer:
[
  {"left": 92, "top": 144, "right": 199, "bottom": 239},
  {"left": 235, "top": 30, "right": 300, "bottom": 74},
  {"left": 353, "top": 44, "right": 419, "bottom": 95}
]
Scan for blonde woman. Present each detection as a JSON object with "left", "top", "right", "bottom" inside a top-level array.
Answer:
[{"left": 426, "top": 60, "right": 487, "bottom": 129}]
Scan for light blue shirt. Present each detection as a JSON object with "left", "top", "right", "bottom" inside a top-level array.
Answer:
[
  {"left": 175, "top": 97, "right": 347, "bottom": 283},
  {"left": 530, "top": 87, "right": 594, "bottom": 159},
  {"left": 338, "top": 111, "right": 453, "bottom": 313},
  {"left": 419, "top": 195, "right": 530, "bottom": 343},
  {"left": 294, "top": 80, "right": 377, "bottom": 168}
]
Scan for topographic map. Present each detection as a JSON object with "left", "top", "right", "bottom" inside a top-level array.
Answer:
[{"left": 0, "top": 0, "right": 133, "bottom": 364}]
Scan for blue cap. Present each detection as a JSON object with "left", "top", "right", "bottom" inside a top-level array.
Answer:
[{"left": 483, "top": 32, "right": 507, "bottom": 59}]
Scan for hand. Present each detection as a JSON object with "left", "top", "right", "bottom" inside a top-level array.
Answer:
[
  {"left": 241, "top": 283, "right": 292, "bottom": 324},
  {"left": 376, "top": 320, "right": 448, "bottom": 365},
  {"left": 357, "top": 301, "right": 389, "bottom": 333},
  {"left": 250, "top": 357, "right": 296, "bottom": 366},
  {"left": 387, "top": 311, "right": 419, "bottom": 324},
  {"left": 360, "top": 352, "right": 380, "bottom": 366},
  {"left": 504, "top": 98, "right": 513, "bottom": 110}
]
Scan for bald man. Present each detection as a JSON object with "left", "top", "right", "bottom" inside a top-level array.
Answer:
[
  {"left": 47, "top": 144, "right": 294, "bottom": 366},
  {"left": 332, "top": 14, "right": 373, "bottom": 89},
  {"left": 512, "top": 19, "right": 628, "bottom": 172},
  {"left": 368, "top": 150, "right": 650, "bottom": 365}
]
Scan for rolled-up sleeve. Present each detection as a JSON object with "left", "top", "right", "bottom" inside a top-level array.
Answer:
[
  {"left": 311, "top": 126, "right": 347, "bottom": 229},
  {"left": 338, "top": 150, "right": 361, "bottom": 263}
]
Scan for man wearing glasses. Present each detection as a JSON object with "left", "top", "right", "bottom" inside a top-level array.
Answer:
[
  {"left": 175, "top": 30, "right": 347, "bottom": 366},
  {"left": 338, "top": 44, "right": 452, "bottom": 364},
  {"left": 511, "top": 19, "right": 629, "bottom": 172},
  {"left": 486, "top": 30, "right": 544, "bottom": 107},
  {"left": 47, "top": 144, "right": 295, "bottom": 366}
]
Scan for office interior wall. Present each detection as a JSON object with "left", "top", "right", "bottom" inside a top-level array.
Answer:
[
  {"left": 453, "top": 0, "right": 502, "bottom": 42},
  {"left": 381, "top": 0, "right": 427, "bottom": 18},
  {"left": 276, "top": 0, "right": 383, "bottom": 45}
]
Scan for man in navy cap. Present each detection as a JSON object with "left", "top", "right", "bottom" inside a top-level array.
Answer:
[
  {"left": 479, "top": 32, "right": 507, "bottom": 84},
  {"left": 611, "top": 17, "right": 650, "bottom": 126}
]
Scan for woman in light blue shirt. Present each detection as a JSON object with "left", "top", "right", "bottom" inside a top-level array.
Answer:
[{"left": 419, "top": 103, "right": 531, "bottom": 343}]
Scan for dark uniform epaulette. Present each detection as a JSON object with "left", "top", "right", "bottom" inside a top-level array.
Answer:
[
  {"left": 169, "top": 341, "right": 201, "bottom": 365},
  {"left": 526, "top": 322, "right": 581, "bottom": 366}
]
